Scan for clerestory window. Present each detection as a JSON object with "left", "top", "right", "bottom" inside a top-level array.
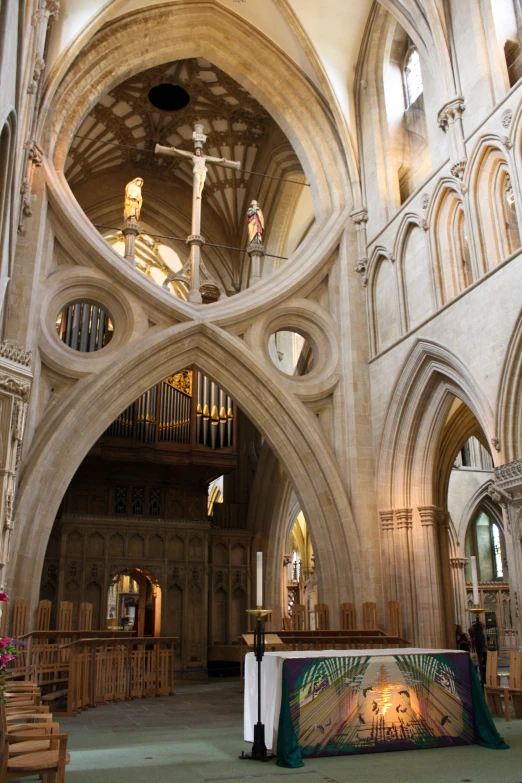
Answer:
[{"left": 404, "top": 47, "right": 423, "bottom": 107}]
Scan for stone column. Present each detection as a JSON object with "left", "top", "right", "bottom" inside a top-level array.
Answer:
[
  {"left": 417, "top": 505, "right": 445, "bottom": 647},
  {"left": 394, "top": 508, "right": 417, "bottom": 643},
  {"left": 437, "top": 509, "right": 456, "bottom": 647},
  {"left": 379, "top": 510, "right": 397, "bottom": 602},
  {"left": 0, "top": 342, "right": 32, "bottom": 629},
  {"left": 121, "top": 217, "right": 140, "bottom": 264},
  {"left": 247, "top": 242, "right": 264, "bottom": 287},
  {"left": 437, "top": 97, "right": 467, "bottom": 179},
  {"left": 450, "top": 557, "right": 468, "bottom": 630},
  {"left": 488, "top": 460, "right": 522, "bottom": 644},
  {"left": 186, "top": 234, "right": 205, "bottom": 303}
]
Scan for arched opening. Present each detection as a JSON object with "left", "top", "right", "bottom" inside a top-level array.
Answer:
[
  {"left": 464, "top": 509, "right": 507, "bottom": 583},
  {"left": 473, "top": 145, "right": 520, "bottom": 271},
  {"left": 383, "top": 28, "right": 431, "bottom": 206},
  {"left": 283, "top": 512, "right": 316, "bottom": 630},
  {"left": 107, "top": 567, "right": 162, "bottom": 637},
  {"left": 64, "top": 57, "right": 314, "bottom": 300}
]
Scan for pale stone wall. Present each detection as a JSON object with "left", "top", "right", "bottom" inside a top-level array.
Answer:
[{"left": 0, "top": 1, "right": 521, "bottom": 651}]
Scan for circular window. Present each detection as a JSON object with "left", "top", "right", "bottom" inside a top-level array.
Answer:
[
  {"left": 56, "top": 302, "right": 114, "bottom": 352},
  {"left": 268, "top": 330, "right": 314, "bottom": 376},
  {"left": 148, "top": 83, "right": 190, "bottom": 112}
]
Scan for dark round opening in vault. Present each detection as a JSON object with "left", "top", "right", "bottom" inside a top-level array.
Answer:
[{"left": 147, "top": 83, "right": 190, "bottom": 112}]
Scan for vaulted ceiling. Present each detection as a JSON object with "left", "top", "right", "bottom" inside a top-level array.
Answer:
[{"left": 66, "top": 57, "right": 306, "bottom": 293}]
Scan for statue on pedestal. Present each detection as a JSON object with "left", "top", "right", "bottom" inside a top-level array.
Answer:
[
  {"left": 124, "top": 177, "right": 144, "bottom": 222},
  {"left": 122, "top": 178, "right": 143, "bottom": 265},
  {"left": 247, "top": 200, "right": 264, "bottom": 245}
]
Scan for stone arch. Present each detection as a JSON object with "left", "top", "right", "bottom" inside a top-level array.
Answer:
[
  {"left": 34, "top": 3, "right": 356, "bottom": 329},
  {"left": 433, "top": 400, "right": 492, "bottom": 512},
  {"left": 465, "top": 136, "right": 521, "bottom": 274},
  {"left": 427, "top": 179, "right": 471, "bottom": 305},
  {"left": 459, "top": 484, "right": 504, "bottom": 548},
  {"left": 497, "top": 308, "right": 522, "bottom": 462},
  {"left": 393, "top": 213, "right": 435, "bottom": 332},
  {"left": 10, "top": 322, "right": 357, "bottom": 619},
  {"left": 40, "top": 3, "right": 351, "bottom": 220},
  {"left": 378, "top": 338, "right": 496, "bottom": 510},
  {"left": 367, "top": 247, "right": 400, "bottom": 355},
  {"left": 377, "top": 339, "right": 496, "bottom": 645}
]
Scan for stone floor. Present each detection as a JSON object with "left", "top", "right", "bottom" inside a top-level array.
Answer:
[{"left": 12, "top": 679, "right": 522, "bottom": 783}]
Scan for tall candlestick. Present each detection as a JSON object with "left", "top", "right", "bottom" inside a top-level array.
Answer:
[
  {"left": 256, "top": 551, "right": 263, "bottom": 607},
  {"left": 470, "top": 555, "right": 479, "bottom": 605}
]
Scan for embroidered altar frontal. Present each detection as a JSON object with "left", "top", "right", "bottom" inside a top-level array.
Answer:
[{"left": 276, "top": 652, "right": 503, "bottom": 767}]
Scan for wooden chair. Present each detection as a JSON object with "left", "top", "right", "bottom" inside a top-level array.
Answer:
[
  {"left": 314, "top": 604, "right": 329, "bottom": 631},
  {"left": 1, "top": 731, "right": 68, "bottom": 783},
  {"left": 37, "top": 600, "right": 52, "bottom": 631},
  {"left": 58, "top": 601, "right": 73, "bottom": 631},
  {"left": 340, "top": 602, "right": 356, "bottom": 631},
  {"left": 386, "top": 601, "right": 402, "bottom": 637},
  {"left": 266, "top": 605, "right": 282, "bottom": 632},
  {"left": 362, "top": 602, "right": 377, "bottom": 630},
  {"left": 485, "top": 651, "right": 522, "bottom": 721},
  {"left": 12, "top": 599, "right": 27, "bottom": 638},
  {"left": 78, "top": 602, "right": 93, "bottom": 631},
  {"left": 284, "top": 605, "right": 306, "bottom": 631}
]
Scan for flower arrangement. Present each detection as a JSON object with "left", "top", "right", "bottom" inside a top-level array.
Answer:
[{"left": 0, "top": 593, "right": 20, "bottom": 700}]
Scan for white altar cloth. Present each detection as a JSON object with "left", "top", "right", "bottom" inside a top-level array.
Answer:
[{"left": 244, "top": 648, "right": 459, "bottom": 751}]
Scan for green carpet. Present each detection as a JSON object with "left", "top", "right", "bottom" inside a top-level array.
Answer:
[
  {"left": 61, "top": 720, "right": 522, "bottom": 783},
  {"left": 10, "top": 681, "right": 522, "bottom": 783}
]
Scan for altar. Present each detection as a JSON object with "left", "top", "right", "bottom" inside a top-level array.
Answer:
[{"left": 244, "top": 648, "right": 508, "bottom": 768}]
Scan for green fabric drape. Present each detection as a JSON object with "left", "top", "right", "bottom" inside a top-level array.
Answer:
[
  {"left": 469, "top": 657, "right": 509, "bottom": 750},
  {"left": 276, "top": 664, "right": 304, "bottom": 768}
]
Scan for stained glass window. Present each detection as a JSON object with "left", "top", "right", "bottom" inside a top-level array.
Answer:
[{"left": 492, "top": 523, "right": 504, "bottom": 579}]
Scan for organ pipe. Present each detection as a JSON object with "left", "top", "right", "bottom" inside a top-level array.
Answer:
[{"left": 103, "top": 369, "right": 233, "bottom": 449}]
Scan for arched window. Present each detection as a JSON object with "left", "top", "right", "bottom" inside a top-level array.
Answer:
[
  {"left": 404, "top": 47, "right": 423, "bottom": 107},
  {"left": 465, "top": 510, "right": 507, "bottom": 582}
]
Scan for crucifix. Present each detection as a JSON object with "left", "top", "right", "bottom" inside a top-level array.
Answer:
[{"left": 155, "top": 123, "right": 241, "bottom": 303}]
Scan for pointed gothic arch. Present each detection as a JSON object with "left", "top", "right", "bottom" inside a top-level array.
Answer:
[
  {"left": 10, "top": 321, "right": 358, "bottom": 621},
  {"left": 497, "top": 309, "right": 522, "bottom": 462}
]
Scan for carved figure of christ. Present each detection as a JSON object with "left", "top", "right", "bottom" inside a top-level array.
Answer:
[
  {"left": 154, "top": 136, "right": 240, "bottom": 304},
  {"left": 154, "top": 144, "right": 241, "bottom": 236}
]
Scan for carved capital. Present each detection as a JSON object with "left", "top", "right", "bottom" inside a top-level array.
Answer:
[
  {"left": 437, "top": 96, "right": 465, "bottom": 131},
  {"left": 491, "top": 437, "right": 501, "bottom": 452},
  {"left": 379, "top": 510, "right": 394, "bottom": 531},
  {"left": 186, "top": 234, "right": 205, "bottom": 246},
  {"left": 450, "top": 557, "right": 468, "bottom": 569},
  {"left": 246, "top": 242, "right": 265, "bottom": 257},
  {"left": 450, "top": 159, "right": 467, "bottom": 180},
  {"left": 418, "top": 505, "right": 438, "bottom": 527},
  {"left": 395, "top": 508, "right": 413, "bottom": 529},
  {"left": 121, "top": 217, "right": 141, "bottom": 237},
  {"left": 350, "top": 208, "right": 369, "bottom": 227},
  {"left": 355, "top": 257, "right": 368, "bottom": 274}
]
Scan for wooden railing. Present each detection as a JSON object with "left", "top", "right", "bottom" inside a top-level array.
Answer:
[
  {"left": 236, "top": 629, "right": 411, "bottom": 690},
  {"left": 8, "top": 635, "right": 177, "bottom": 716}
]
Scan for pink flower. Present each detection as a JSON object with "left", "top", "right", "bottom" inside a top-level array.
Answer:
[
  {"left": 0, "top": 653, "right": 14, "bottom": 667},
  {"left": 0, "top": 637, "right": 12, "bottom": 649},
  {"left": 0, "top": 593, "right": 8, "bottom": 602}
]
